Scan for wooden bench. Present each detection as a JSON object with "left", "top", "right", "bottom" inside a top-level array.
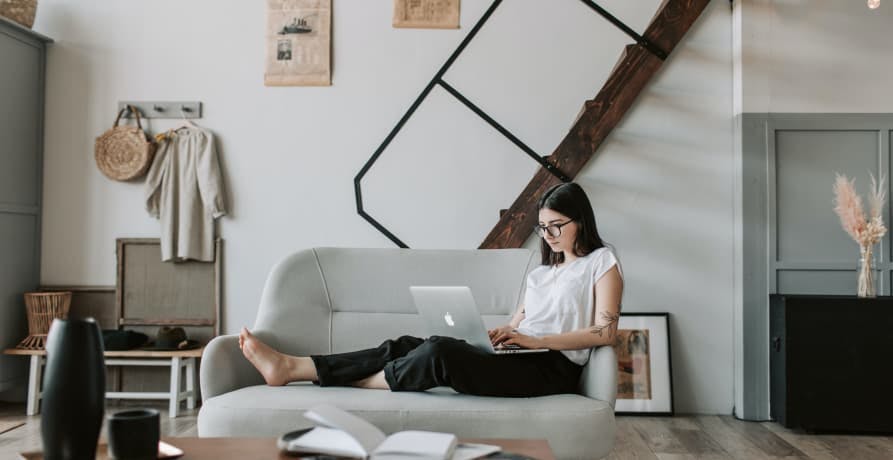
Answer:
[{"left": 3, "top": 347, "right": 202, "bottom": 418}]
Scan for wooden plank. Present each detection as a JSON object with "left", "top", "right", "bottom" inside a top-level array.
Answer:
[
  {"left": 718, "top": 415, "right": 806, "bottom": 458},
  {"left": 761, "top": 422, "right": 839, "bottom": 460},
  {"left": 655, "top": 454, "right": 731, "bottom": 460},
  {"left": 103, "top": 347, "right": 203, "bottom": 358},
  {"left": 666, "top": 417, "right": 701, "bottom": 431},
  {"left": 668, "top": 427, "right": 730, "bottom": 458},
  {"left": 631, "top": 417, "right": 688, "bottom": 455},
  {"left": 3, "top": 349, "right": 43, "bottom": 356},
  {"left": 214, "top": 239, "right": 222, "bottom": 336},
  {"left": 480, "top": 0, "right": 711, "bottom": 249},
  {"left": 39, "top": 285, "right": 115, "bottom": 292},
  {"left": 694, "top": 415, "right": 772, "bottom": 460},
  {"left": 119, "top": 318, "right": 215, "bottom": 327},
  {"left": 3, "top": 347, "right": 203, "bottom": 358},
  {"left": 819, "top": 434, "right": 893, "bottom": 460},
  {"left": 643, "top": 0, "right": 710, "bottom": 56},
  {"left": 605, "top": 418, "right": 660, "bottom": 460},
  {"left": 115, "top": 239, "right": 126, "bottom": 328}
]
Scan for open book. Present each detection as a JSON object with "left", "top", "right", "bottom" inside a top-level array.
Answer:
[{"left": 279, "top": 405, "right": 499, "bottom": 460}]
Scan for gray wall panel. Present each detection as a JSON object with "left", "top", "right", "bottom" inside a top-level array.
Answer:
[
  {"left": 739, "top": 114, "right": 770, "bottom": 420},
  {"left": 0, "top": 31, "right": 40, "bottom": 208},
  {"left": 0, "top": 19, "right": 50, "bottom": 400},
  {"left": 0, "top": 214, "right": 38, "bottom": 387},
  {"left": 775, "top": 130, "right": 880, "bottom": 263},
  {"left": 776, "top": 270, "right": 876, "bottom": 295}
]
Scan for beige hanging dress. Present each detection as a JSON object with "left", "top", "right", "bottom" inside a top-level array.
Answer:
[{"left": 145, "top": 127, "right": 226, "bottom": 262}]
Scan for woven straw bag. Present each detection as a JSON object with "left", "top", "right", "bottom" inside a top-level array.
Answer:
[
  {"left": 0, "top": 0, "right": 38, "bottom": 28},
  {"left": 95, "top": 106, "right": 156, "bottom": 181}
]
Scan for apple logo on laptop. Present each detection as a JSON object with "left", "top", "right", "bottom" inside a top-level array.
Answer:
[{"left": 443, "top": 312, "right": 455, "bottom": 327}]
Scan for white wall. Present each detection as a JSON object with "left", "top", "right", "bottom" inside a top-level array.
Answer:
[
  {"left": 737, "top": 0, "right": 893, "bottom": 113},
  {"left": 34, "top": 0, "right": 733, "bottom": 413}
]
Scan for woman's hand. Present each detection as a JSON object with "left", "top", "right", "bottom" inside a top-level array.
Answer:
[
  {"left": 495, "top": 329, "right": 546, "bottom": 350},
  {"left": 488, "top": 325, "right": 514, "bottom": 345}
]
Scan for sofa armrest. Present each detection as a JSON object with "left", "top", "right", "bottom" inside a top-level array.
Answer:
[
  {"left": 200, "top": 335, "right": 265, "bottom": 400},
  {"left": 579, "top": 345, "right": 618, "bottom": 408}
]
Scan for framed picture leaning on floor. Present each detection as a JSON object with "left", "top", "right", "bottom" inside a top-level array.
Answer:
[{"left": 613, "top": 312, "right": 674, "bottom": 415}]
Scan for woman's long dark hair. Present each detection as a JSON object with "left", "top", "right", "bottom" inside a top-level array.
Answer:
[{"left": 538, "top": 182, "right": 605, "bottom": 266}]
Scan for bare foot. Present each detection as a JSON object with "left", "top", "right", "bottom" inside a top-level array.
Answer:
[{"left": 239, "top": 327, "right": 293, "bottom": 386}]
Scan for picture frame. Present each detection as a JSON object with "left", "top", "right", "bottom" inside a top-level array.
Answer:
[
  {"left": 613, "top": 312, "right": 674, "bottom": 415},
  {"left": 264, "top": 0, "right": 332, "bottom": 86},
  {"left": 393, "top": 0, "right": 460, "bottom": 29},
  {"left": 115, "top": 238, "right": 222, "bottom": 336}
]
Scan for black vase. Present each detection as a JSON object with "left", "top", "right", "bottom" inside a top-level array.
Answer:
[{"left": 41, "top": 318, "right": 106, "bottom": 460}]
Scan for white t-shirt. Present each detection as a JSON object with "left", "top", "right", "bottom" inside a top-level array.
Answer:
[{"left": 516, "top": 247, "right": 622, "bottom": 365}]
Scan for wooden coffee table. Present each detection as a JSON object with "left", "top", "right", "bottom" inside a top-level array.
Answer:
[
  {"left": 166, "top": 437, "right": 554, "bottom": 459},
  {"left": 20, "top": 437, "right": 555, "bottom": 459}
]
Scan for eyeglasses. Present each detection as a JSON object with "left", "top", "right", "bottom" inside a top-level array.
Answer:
[{"left": 534, "top": 220, "right": 574, "bottom": 238}]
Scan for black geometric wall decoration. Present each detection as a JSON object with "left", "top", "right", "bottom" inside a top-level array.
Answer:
[{"left": 354, "top": 0, "right": 666, "bottom": 248}]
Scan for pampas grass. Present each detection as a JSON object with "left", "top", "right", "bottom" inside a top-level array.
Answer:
[
  {"left": 833, "top": 173, "right": 887, "bottom": 247},
  {"left": 833, "top": 172, "right": 887, "bottom": 297}
]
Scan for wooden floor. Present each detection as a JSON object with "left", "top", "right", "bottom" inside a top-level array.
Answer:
[{"left": 2, "top": 402, "right": 892, "bottom": 459}]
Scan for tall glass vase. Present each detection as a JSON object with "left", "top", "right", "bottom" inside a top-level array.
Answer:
[
  {"left": 41, "top": 318, "right": 105, "bottom": 460},
  {"left": 857, "top": 243, "right": 876, "bottom": 298}
]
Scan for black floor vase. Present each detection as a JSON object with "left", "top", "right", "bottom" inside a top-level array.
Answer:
[{"left": 41, "top": 318, "right": 106, "bottom": 460}]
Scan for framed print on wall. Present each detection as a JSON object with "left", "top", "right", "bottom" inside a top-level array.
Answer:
[
  {"left": 265, "top": 0, "right": 332, "bottom": 86},
  {"left": 393, "top": 0, "right": 460, "bottom": 29},
  {"left": 614, "top": 312, "right": 674, "bottom": 415}
]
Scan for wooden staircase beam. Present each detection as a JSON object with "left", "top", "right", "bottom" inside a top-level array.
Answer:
[{"left": 479, "top": 0, "right": 711, "bottom": 249}]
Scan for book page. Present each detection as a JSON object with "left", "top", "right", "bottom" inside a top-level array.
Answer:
[
  {"left": 287, "top": 427, "right": 367, "bottom": 458},
  {"left": 372, "top": 430, "right": 457, "bottom": 460},
  {"left": 305, "top": 405, "right": 387, "bottom": 455},
  {"left": 451, "top": 443, "right": 501, "bottom": 460}
]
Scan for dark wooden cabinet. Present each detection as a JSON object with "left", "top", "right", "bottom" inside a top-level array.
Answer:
[{"left": 770, "top": 294, "right": 893, "bottom": 433}]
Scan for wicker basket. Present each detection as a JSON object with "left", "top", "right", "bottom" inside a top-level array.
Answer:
[
  {"left": 0, "top": 0, "right": 38, "bottom": 29},
  {"left": 16, "top": 291, "right": 71, "bottom": 350}
]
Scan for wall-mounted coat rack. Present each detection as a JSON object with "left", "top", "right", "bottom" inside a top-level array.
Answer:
[{"left": 117, "top": 101, "right": 202, "bottom": 119}]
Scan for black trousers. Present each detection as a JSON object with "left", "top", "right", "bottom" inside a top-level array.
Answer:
[{"left": 311, "top": 335, "right": 582, "bottom": 397}]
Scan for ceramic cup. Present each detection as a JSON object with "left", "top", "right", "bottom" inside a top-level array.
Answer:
[{"left": 107, "top": 409, "right": 160, "bottom": 460}]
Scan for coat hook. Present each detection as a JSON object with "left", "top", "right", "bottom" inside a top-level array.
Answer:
[
  {"left": 153, "top": 105, "right": 165, "bottom": 112},
  {"left": 181, "top": 105, "right": 192, "bottom": 113}
]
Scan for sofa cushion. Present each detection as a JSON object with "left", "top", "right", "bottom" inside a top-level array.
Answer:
[
  {"left": 198, "top": 383, "right": 615, "bottom": 459},
  {"left": 252, "top": 248, "right": 539, "bottom": 358}
]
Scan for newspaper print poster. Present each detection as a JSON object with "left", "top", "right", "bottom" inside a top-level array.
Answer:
[
  {"left": 615, "top": 329, "right": 652, "bottom": 399},
  {"left": 265, "top": 0, "right": 331, "bottom": 86},
  {"left": 393, "top": 0, "right": 460, "bottom": 29}
]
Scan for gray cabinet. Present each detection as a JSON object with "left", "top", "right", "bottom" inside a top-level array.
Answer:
[{"left": 0, "top": 17, "right": 51, "bottom": 400}]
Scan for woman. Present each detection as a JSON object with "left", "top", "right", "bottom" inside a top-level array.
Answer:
[{"left": 240, "top": 182, "right": 623, "bottom": 397}]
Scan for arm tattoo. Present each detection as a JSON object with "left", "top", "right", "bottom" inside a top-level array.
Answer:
[{"left": 590, "top": 311, "right": 620, "bottom": 337}]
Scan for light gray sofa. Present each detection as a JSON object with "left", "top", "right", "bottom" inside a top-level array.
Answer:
[{"left": 198, "top": 247, "right": 617, "bottom": 459}]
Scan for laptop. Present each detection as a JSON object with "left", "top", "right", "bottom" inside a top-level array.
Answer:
[{"left": 409, "top": 286, "right": 549, "bottom": 355}]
